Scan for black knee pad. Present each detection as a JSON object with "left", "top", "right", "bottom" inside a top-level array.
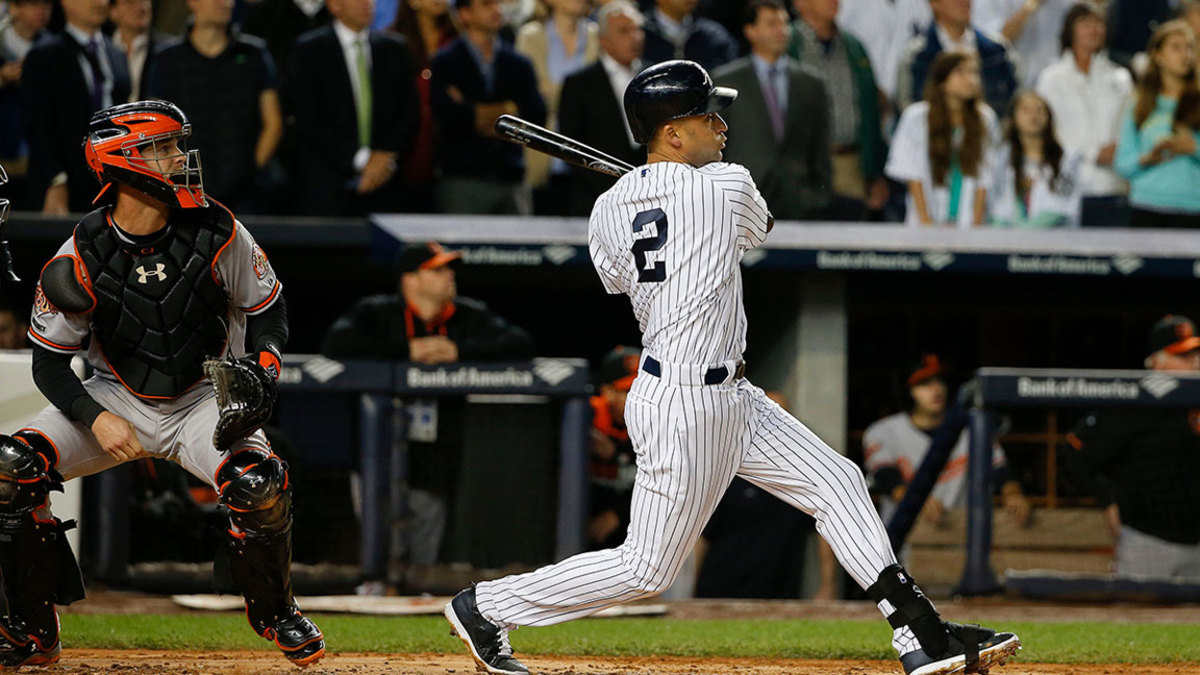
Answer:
[
  {"left": 867, "top": 564, "right": 947, "bottom": 656},
  {"left": 217, "top": 449, "right": 290, "bottom": 537}
]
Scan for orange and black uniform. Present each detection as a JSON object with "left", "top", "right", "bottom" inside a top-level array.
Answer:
[{"left": 588, "top": 395, "right": 635, "bottom": 549}]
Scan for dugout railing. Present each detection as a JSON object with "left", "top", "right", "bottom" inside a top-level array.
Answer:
[{"left": 957, "top": 368, "right": 1200, "bottom": 598}]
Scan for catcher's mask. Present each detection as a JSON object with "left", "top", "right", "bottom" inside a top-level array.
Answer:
[
  {"left": 83, "top": 100, "right": 207, "bottom": 208},
  {"left": 0, "top": 162, "right": 17, "bottom": 285}
]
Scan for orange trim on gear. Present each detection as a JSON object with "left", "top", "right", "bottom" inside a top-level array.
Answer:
[
  {"left": 17, "top": 428, "right": 61, "bottom": 468},
  {"left": 243, "top": 281, "right": 281, "bottom": 314},
  {"left": 210, "top": 213, "right": 239, "bottom": 286},
  {"left": 38, "top": 254, "right": 97, "bottom": 314},
  {"left": 27, "top": 329, "right": 81, "bottom": 352},
  {"left": 288, "top": 645, "right": 326, "bottom": 667}
]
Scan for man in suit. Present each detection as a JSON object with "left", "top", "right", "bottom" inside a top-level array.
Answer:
[
  {"left": 559, "top": 0, "right": 644, "bottom": 217},
  {"left": 22, "top": 0, "right": 131, "bottom": 214},
  {"left": 430, "top": 0, "right": 546, "bottom": 215},
  {"left": 643, "top": 0, "right": 738, "bottom": 72},
  {"left": 242, "top": 0, "right": 331, "bottom": 91},
  {"left": 713, "top": 0, "right": 831, "bottom": 220},
  {"left": 0, "top": 0, "right": 53, "bottom": 208},
  {"left": 289, "top": 0, "right": 419, "bottom": 215},
  {"left": 108, "top": 0, "right": 161, "bottom": 101}
]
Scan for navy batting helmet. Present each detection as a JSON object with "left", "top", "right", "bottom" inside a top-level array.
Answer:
[{"left": 623, "top": 60, "right": 738, "bottom": 145}]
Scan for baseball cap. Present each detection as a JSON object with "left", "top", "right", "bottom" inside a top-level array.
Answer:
[
  {"left": 1148, "top": 315, "right": 1200, "bottom": 355},
  {"left": 393, "top": 242, "right": 463, "bottom": 276},
  {"left": 597, "top": 346, "right": 642, "bottom": 392},
  {"left": 906, "top": 353, "right": 945, "bottom": 387}
]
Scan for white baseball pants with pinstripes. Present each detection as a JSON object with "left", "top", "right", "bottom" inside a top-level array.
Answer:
[{"left": 476, "top": 370, "right": 900, "bottom": 629}]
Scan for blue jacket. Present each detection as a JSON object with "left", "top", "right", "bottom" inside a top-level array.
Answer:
[
  {"left": 642, "top": 12, "right": 738, "bottom": 73},
  {"left": 907, "top": 23, "right": 1017, "bottom": 117},
  {"left": 430, "top": 38, "right": 546, "bottom": 183}
]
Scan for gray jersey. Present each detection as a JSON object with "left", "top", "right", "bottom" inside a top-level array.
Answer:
[
  {"left": 588, "top": 162, "right": 771, "bottom": 365},
  {"left": 863, "top": 412, "right": 1007, "bottom": 510},
  {"left": 28, "top": 219, "right": 282, "bottom": 391}
]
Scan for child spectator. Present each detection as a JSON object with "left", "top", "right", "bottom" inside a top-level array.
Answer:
[
  {"left": 886, "top": 52, "right": 998, "bottom": 227},
  {"left": 990, "top": 91, "right": 1084, "bottom": 227}
]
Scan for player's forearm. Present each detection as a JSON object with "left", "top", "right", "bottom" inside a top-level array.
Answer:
[
  {"left": 246, "top": 294, "right": 289, "bottom": 355},
  {"left": 31, "top": 345, "right": 106, "bottom": 425}
]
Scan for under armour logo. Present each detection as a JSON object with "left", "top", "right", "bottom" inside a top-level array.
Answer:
[{"left": 136, "top": 263, "right": 167, "bottom": 284}]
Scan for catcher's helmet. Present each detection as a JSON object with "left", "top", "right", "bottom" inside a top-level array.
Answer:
[
  {"left": 623, "top": 60, "right": 738, "bottom": 145},
  {"left": 83, "top": 100, "right": 206, "bottom": 208}
]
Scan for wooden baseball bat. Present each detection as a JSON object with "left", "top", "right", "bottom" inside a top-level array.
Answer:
[{"left": 494, "top": 114, "right": 636, "bottom": 178}]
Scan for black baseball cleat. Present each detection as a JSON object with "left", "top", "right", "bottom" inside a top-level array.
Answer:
[
  {"left": 263, "top": 611, "right": 326, "bottom": 667},
  {"left": 900, "top": 622, "right": 1021, "bottom": 675},
  {"left": 0, "top": 617, "right": 60, "bottom": 668},
  {"left": 444, "top": 587, "right": 529, "bottom": 675}
]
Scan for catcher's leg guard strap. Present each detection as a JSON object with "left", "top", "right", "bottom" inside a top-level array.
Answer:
[
  {"left": 867, "top": 564, "right": 947, "bottom": 656},
  {"left": 217, "top": 449, "right": 295, "bottom": 634}
]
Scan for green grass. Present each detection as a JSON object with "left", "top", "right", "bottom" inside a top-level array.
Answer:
[{"left": 59, "top": 614, "right": 1200, "bottom": 664}]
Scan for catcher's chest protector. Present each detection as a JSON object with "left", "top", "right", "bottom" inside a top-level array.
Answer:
[{"left": 74, "top": 207, "right": 232, "bottom": 399}]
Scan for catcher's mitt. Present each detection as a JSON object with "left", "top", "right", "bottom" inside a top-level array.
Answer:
[{"left": 204, "top": 356, "right": 278, "bottom": 452}]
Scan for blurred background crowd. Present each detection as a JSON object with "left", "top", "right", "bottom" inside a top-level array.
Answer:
[{"left": 2, "top": 0, "right": 1200, "bottom": 227}]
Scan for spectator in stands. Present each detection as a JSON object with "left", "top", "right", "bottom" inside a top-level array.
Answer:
[
  {"left": 1066, "top": 315, "right": 1200, "bottom": 579},
  {"left": 0, "top": 0, "right": 52, "bottom": 206},
  {"left": 713, "top": 0, "right": 831, "bottom": 220},
  {"left": 896, "top": 0, "right": 1018, "bottom": 117},
  {"left": 887, "top": 52, "right": 998, "bottom": 227},
  {"left": 587, "top": 346, "right": 638, "bottom": 550},
  {"left": 290, "top": 0, "right": 420, "bottom": 215},
  {"left": 515, "top": 0, "right": 598, "bottom": 214},
  {"left": 642, "top": 0, "right": 738, "bottom": 72},
  {"left": 0, "top": 294, "right": 28, "bottom": 350},
  {"left": 498, "top": 0, "right": 533, "bottom": 42},
  {"left": 989, "top": 91, "right": 1084, "bottom": 227},
  {"left": 1115, "top": 20, "right": 1200, "bottom": 229},
  {"left": 864, "top": 354, "right": 1029, "bottom": 528},
  {"left": 321, "top": 242, "right": 534, "bottom": 586},
  {"left": 241, "top": 0, "right": 331, "bottom": 91},
  {"left": 1182, "top": 1, "right": 1200, "bottom": 47},
  {"left": 153, "top": 0, "right": 191, "bottom": 36},
  {"left": 789, "top": 0, "right": 888, "bottom": 220},
  {"left": 146, "top": 0, "right": 283, "bottom": 213},
  {"left": 108, "top": 0, "right": 159, "bottom": 101},
  {"left": 974, "top": 0, "right": 1073, "bottom": 88},
  {"left": 390, "top": 0, "right": 458, "bottom": 212},
  {"left": 22, "top": 0, "right": 131, "bottom": 214},
  {"left": 1105, "top": 0, "right": 1173, "bottom": 71},
  {"left": 1036, "top": 2, "right": 1132, "bottom": 228},
  {"left": 835, "top": 0, "right": 929, "bottom": 108},
  {"left": 431, "top": 0, "right": 546, "bottom": 214},
  {"left": 558, "top": 0, "right": 644, "bottom": 216}
]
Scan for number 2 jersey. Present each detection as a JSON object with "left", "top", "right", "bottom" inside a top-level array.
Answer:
[{"left": 587, "top": 161, "right": 771, "bottom": 365}]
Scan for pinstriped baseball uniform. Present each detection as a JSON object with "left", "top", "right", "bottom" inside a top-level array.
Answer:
[
  {"left": 18, "top": 218, "right": 280, "bottom": 490},
  {"left": 475, "top": 161, "right": 915, "bottom": 652}
]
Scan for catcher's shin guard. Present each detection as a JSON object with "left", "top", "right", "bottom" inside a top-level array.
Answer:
[
  {"left": 0, "top": 433, "right": 85, "bottom": 667},
  {"left": 216, "top": 449, "right": 324, "bottom": 666}
]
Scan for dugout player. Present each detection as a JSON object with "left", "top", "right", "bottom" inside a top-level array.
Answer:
[
  {"left": 444, "top": 60, "right": 1021, "bottom": 675},
  {"left": 864, "top": 354, "right": 1030, "bottom": 528},
  {"left": 587, "top": 346, "right": 639, "bottom": 550},
  {"left": 1066, "top": 315, "right": 1200, "bottom": 578},
  {"left": 0, "top": 100, "right": 324, "bottom": 667}
]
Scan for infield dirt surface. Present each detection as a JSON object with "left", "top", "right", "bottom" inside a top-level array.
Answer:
[{"left": 43, "top": 650, "right": 1200, "bottom": 674}]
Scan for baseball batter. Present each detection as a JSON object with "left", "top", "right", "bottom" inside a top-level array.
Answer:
[
  {"left": 0, "top": 101, "right": 323, "bottom": 667},
  {"left": 445, "top": 60, "right": 1021, "bottom": 675}
]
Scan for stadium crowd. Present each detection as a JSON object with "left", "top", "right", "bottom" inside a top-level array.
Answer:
[{"left": 1, "top": 0, "right": 1199, "bottom": 226}]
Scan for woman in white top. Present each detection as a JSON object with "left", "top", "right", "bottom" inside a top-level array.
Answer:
[
  {"left": 886, "top": 52, "right": 998, "bottom": 227},
  {"left": 1035, "top": 2, "right": 1133, "bottom": 227},
  {"left": 990, "top": 91, "right": 1085, "bottom": 227}
]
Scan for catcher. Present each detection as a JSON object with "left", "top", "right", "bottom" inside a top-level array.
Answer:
[{"left": 0, "top": 100, "right": 324, "bottom": 667}]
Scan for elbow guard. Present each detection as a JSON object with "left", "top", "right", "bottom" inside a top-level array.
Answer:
[{"left": 39, "top": 256, "right": 94, "bottom": 314}]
